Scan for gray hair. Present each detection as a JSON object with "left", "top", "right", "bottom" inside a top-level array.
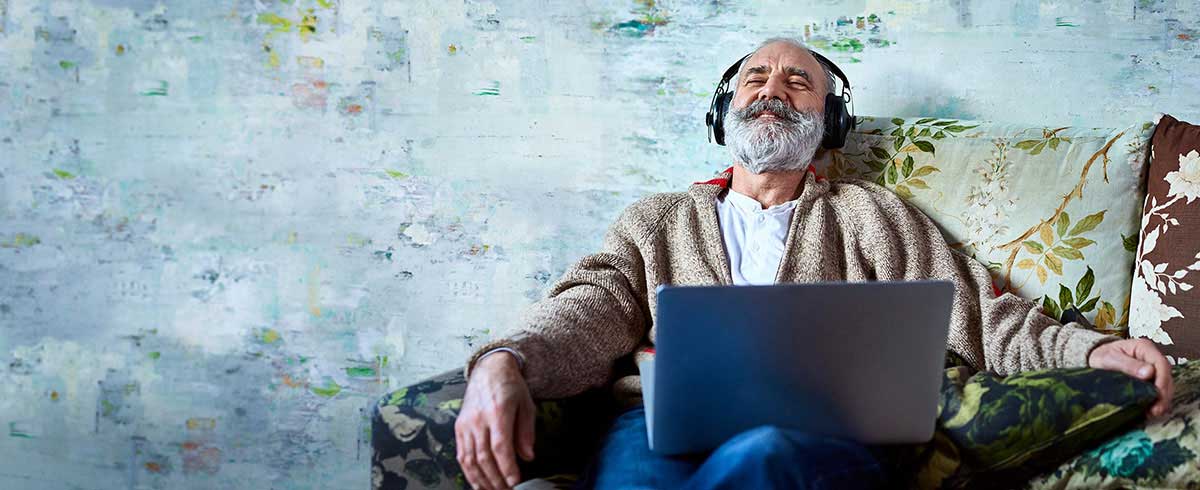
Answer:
[{"left": 731, "top": 37, "right": 838, "bottom": 98}]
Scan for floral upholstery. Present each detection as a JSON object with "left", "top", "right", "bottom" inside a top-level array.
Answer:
[
  {"left": 371, "top": 369, "right": 611, "bottom": 490},
  {"left": 1128, "top": 114, "right": 1200, "bottom": 363},
  {"left": 817, "top": 116, "right": 1155, "bottom": 336},
  {"left": 1024, "top": 360, "right": 1200, "bottom": 489},
  {"left": 908, "top": 353, "right": 1159, "bottom": 489},
  {"left": 372, "top": 361, "right": 1200, "bottom": 490}
]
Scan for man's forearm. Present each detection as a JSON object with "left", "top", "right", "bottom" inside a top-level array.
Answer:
[{"left": 462, "top": 201, "right": 651, "bottom": 399}]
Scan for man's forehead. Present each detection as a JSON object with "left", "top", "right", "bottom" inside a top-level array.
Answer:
[
  {"left": 745, "top": 45, "right": 818, "bottom": 71},
  {"left": 738, "top": 45, "right": 825, "bottom": 92}
]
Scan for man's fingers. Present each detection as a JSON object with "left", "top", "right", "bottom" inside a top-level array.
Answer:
[
  {"left": 455, "top": 423, "right": 463, "bottom": 463},
  {"left": 1146, "top": 364, "right": 1166, "bottom": 418},
  {"left": 1090, "top": 341, "right": 1177, "bottom": 419},
  {"left": 1132, "top": 341, "right": 1175, "bottom": 417},
  {"left": 516, "top": 399, "right": 537, "bottom": 461},
  {"left": 1096, "top": 351, "right": 1154, "bottom": 381},
  {"left": 458, "top": 428, "right": 484, "bottom": 490},
  {"left": 1094, "top": 349, "right": 1166, "bottom": 416},
  {"left": 1152, "top": 360, "right": 1174, "bottom": 417},
  {"left": 490, "top": 421, "right": 521, "bottom": 488},
  {"left": 474, "top": 430, "right": 507, "bottom": 490}
]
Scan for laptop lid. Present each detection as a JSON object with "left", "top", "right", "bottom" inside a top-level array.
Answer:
[{"left": 647, "top": 280, "right": 954, "bottom": 455}]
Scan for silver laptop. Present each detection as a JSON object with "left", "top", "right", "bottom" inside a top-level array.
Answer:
[{"left": 640, "top": 280, "right": 955, "bottom": 455}]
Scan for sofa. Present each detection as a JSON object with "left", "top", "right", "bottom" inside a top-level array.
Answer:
[{"left": 372, "top": 113, "right": 1200, "bottom": 489}]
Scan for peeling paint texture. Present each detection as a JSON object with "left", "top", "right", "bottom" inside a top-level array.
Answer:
[{"left": 2, "top": 0, "right": 1200, "bottom": 488}]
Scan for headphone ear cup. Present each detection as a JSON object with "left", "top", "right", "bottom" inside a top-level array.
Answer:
[
  {"left": 840, "top": 103, "right": 857, "bottom": 142},
  {"left": 822, "top": 92, "right": 850, "bottom": 149},
  {"left": 713, "top": 92, "right": 733, "bottom": 146}
]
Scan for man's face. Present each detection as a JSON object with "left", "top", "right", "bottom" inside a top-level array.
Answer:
[
  {"left": 730, "top": 42, "right": 829, "bottom": 116},
  {"left": 723, "top": 41, "right": 829, "bottom": 174}
]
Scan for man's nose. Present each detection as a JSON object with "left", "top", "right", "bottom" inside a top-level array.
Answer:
[{"left": 756, "top": 78, "right": 789, "bottom": 106}]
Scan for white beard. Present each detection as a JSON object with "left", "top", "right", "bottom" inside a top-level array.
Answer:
[{"left": 724, "top": 98, "right": 825, "bottom": 174}]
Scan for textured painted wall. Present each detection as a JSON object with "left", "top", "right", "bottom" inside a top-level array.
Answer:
[{"left": 2, "top": 0, "right": 1199, "bottom": 488}]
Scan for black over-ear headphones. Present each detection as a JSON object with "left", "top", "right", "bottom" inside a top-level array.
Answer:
[{"left": 705, "top": 49, "right": 856, "bottom": 149}]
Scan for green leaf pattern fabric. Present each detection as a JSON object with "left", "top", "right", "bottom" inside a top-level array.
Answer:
[
  {"left": 371, "top": 369, "right": 612, "bottom": 490},
  {"left": 817, "top": 117, "right": 1155, "bottom": 336},
  {"left": 1024, "top": 360, "right": 1200, "bottom": 489},
  {"left": 900, "top": 354, "right": 1160, "bottom": 489},
  {"left": 373, "top": 359, "right": 1200, "bottom": 490}
]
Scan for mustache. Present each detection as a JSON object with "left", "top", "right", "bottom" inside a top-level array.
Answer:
[{"left": 733, "top": 98, "right": 815, "bottom": 124}]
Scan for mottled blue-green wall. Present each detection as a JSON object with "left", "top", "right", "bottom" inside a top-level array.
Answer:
[{"left": 1, "top": 0, "right": 1198, "bottom": 488}]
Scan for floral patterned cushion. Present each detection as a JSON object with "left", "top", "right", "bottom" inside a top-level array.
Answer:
[
  {"left": 375, "top": 357, "right": 1165, "bottom": 490},
  {"left": 371, "top": 368, "right": 612, "bottom": 490},
  {"left": 816, "top": 116, "right": 1155, "bottom": 335},
  {"left": 1128, "top": 114, "right": 1200, "bottom": 362},
  {"left": 907, "top": 357, "right": 1159, "bottom": 490},
  {"left": 1023, "top": 360, "right": 1200, "bottom": 489}
]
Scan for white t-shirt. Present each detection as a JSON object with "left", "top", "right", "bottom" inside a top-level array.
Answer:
[{"left": 715, "top": 188, "right": 799, "bottom": 285}]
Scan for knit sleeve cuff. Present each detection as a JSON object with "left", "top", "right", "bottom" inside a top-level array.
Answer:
[
  {"left": 1059, "top": 322, "right": 1122, "bottom": 368},
  {"left": 477, "top": 347, "right": 526, "bottom": 371},
  {"left": 463, "top": 335, "right": 532, "bottom": 381}
]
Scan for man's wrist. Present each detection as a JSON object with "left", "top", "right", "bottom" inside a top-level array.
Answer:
[
  {"left": 477, "top": 349, "right": 522, "bottom": 374},
  {"left": 1085, "top": 336, "right": 1122, "bottom": 368}
]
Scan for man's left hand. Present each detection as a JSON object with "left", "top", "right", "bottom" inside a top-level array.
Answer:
[{"left": 1088, "top": 338, "right": 1175, "bottom": 418}]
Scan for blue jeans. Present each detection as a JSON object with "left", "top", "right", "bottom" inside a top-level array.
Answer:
[{"left": 573, "top": 405, "right": 888, "bottom": 490}]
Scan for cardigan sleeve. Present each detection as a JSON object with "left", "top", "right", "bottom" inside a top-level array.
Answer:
[
  {"left": 463, "top": 205, "right": 652, "bottom": 399},
  {"left": 854, "top": 183, "right": 1120, "bottom": 376}
]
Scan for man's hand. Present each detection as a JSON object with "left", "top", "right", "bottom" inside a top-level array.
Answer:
[
  {"left": 455, "top": 352, "right": 537, "bottom": 490},
  {"left": 1088, "top": 338, "right": 1175, "bottom": 418}
]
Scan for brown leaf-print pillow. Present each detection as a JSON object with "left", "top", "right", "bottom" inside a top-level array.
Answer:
[{"left": 1129, "top": 114, "right": 1200, "bottom": 363}]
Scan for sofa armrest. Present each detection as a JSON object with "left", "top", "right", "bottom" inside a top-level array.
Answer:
[{"left": 371, "top": 368, "right": 616, "bottom": 490}]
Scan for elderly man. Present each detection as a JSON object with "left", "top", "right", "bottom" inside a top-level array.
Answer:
[{"left": 453, "top": 37, "right": 1175, "bottom": 490}]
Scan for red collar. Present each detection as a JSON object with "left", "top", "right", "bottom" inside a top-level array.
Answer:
[{"left": 693, "top": 163, "right": 824, "bottom": 187}]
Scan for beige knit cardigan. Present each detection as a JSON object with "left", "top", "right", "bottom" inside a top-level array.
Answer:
[{"left": 463, "top": 166, "right": 1119, "bottom": 408}]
